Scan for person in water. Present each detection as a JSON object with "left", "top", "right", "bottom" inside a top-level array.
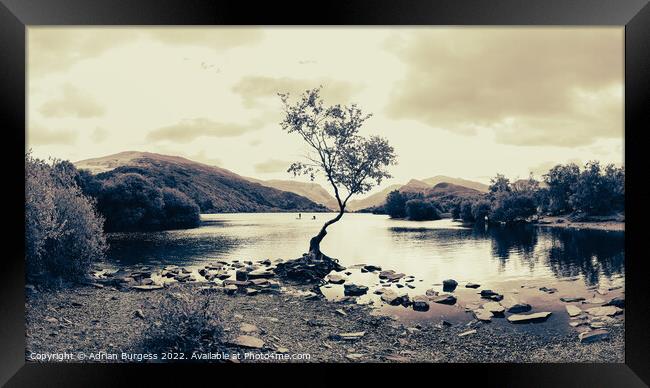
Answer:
[
  {"left": 298, "top": 213, "right": 301, "bottom": 219},
  {"left": 312, "top": 215, "right": 316, "bottom": 220}
]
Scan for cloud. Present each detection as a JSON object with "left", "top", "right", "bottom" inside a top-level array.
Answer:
[
  {"left": 529, "top": 159, "right": 583, "bottom": 177},
  {"left": 146, "top": 118, "right": 260, "bottom": 143},
  {"left": 385, "top": 28, "right": 623, "bottom": 147},
  {"left": 39, "top": 84, "right": 105, "bottom": 118},
  {"left": 254, "top": 159, "right": 289, "bottom": 174},
  {"left": 232, "top": 76, "right": 363, "bottom": 108},
  {"left": 145, "top": 28, "right": 263, "bottom": 50},
  {"left": 90, "top": 127, "right": 109, "bottom": 143},
  {"left": 28, "top": 127, "right": 77, "bottom": 146}
]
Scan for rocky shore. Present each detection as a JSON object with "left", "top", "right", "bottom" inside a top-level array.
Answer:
[
  {"left": 536, "top": 216, "right": 624, "bottom": 232},
  {"left": 25, "top": 257, "right": 625, "bottom": 363}
]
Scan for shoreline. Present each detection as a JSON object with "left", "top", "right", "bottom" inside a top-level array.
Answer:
[
  {"left": 535, "top": 216, "right": 624, "bottom": 232},
  {"left": 26, "top": 277, "right": 624, "bottom": 363}
]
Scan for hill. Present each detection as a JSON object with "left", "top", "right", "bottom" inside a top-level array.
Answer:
[
  {"left": 421, "top": 176, "right": 489, "bottom": 192},
  {"left": 245, "top": 178, "right": 338, "bottom": 210},
  {"left": 74, "top": 152, "right": 327, "bottom": 213}
]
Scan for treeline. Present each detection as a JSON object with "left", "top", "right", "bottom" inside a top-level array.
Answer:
[
  {"left": 381, "top": 161, "right": 624, "bottom": 224},
  {"left": 25, "top": 153, "right": 201, "bottom": 285},
  {"left": 455, "top": 161, "right": 624, "bottom": 224}
]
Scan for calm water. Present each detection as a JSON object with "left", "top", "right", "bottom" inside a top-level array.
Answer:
[{"left": 105, "top": 213, "right": 625, "bottom": 329}]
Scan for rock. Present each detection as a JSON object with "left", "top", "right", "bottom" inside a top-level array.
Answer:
[
  {"left": 582, "top": 297, "right": 605, "bottom": 304},
  {"left": 235, "top": 270, "right": 248, "bottom": 281},
  {"left": 249, "top": 279, "right": 270, "bottom": 286},
  {"left": 579, "top": 329, "right": 609, "bottom": 343},
  {"left": 380, "top": 290, "right": 410, "bottom": 306},
  {"left": 335, "top": 309, "right": 347, "bottom": 316},
  {"left": 245, "top": 288, "right": 259, "bottom": 296},
  {"left": 560, "top": 296, "right": 585, "bottom": 302},
  {"left": 230, "top": 335, "right": 265, "bottom": 349},
  {"left": 248, "top": 269, "right": 275, "bottom": 279},
  {"left": 504, "top": 301, "right": 532, "bottom": 314},
  {"left": 240, "top": 323, "right": 258, "bottom": 333},
  {"left": 482, "top": 301, "right": 505, "bottom": 314},
  {"left": 585, "top": 306, "right": 623, "bottom": 317},
  {"left": 565, "top": 305, "right": 582, "bottom": 317},
  {"left": 385, "top": 354, "right": 410, "bottom": 362},
  {"left": 465, "top": 283, "right": 481, "bottom": 289},
  {"left": 473, "top": 309, "right": 493, "bottom": 322},
  {"left": 223, "top": 280, "right": 252, "bottom": 287},
  {"left": 345, "top": 353, "right": 365, "bottom": 361},
  {"left": 216, "top": 272, "right": 231, "bottom": 280},
  {"left": 363, "top": 265, "right": 382, "bottom": 272},
  {"left": 539, "top": 287, "right": 558, "bottom": 294},
  {"left": 330, "top": 331, "right": 365, "bottom": 341},
  {"left": 373, "top": 289, "right": 385, "bottom": 295},
  {"left": 442, "top": 279, "right": 458, "bottom": 292},
  {"left": 395, "top": 284, "right": 404, "bottom": 288},
  {"left": 432, "top": 294, "right": 457, "bottom": 305},
  {"left": 224, "top": 284, "right": 238, "bottom": 294},
  {"left": 134, "top": 309, "right": 145, "bottom": 319},
  {"left": 480, "top": 289, "right": 500, "bottom": 298},
  {"left": 458, "top": 329, "right": 477, "bottom": 337},
  {"left": 275, "top": 347, "right": 289, "bottom": 353},
  {"left": 344, "top": 284, "right": 368, "bottom": 296},
  {"left": 411, "top": 296, "right": 430, "bottom": 312},
  {"left": 406, "top": 284, "right": 415, "bottom": 289},
  {"left": 596, "top": 288, "right": 608, "bottom": 295},
  {"left": 604, "top": 296, "right": 625, "bottom": 308},
  {"left": 45, "top": 317, "right": 59, "bottom": 324},
  {"left": 378, "top": 270, "right": 405, "bottom": 281},
  {"left": 507, "top": 311, "right": 552, "bottom": 323},
  {"left": 132, "top": 284, "right": 164, "bottom": 291},
  {"left": 274, "top": 255, "right": 345, "bottom": 283},
  {"left": 425, "top": 289, "right": 439, "bottom": 297},
  {"left": 327, "top": 274, "right": 346, "bottom": 284}
]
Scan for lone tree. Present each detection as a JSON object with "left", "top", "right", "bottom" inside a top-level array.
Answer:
[{"left": 280, "top": 87, "right": 396, "bottom": 261}]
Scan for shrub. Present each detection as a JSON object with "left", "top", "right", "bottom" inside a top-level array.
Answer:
[
  {"left": 140, "top": 290, "right": 223, "bottom": 355},
  {"left": 405, "top": 199, "right": 441, "bottom": 221},
  {"left": 490, "top": 192, "right": 537, "bottom": 223},
  {"left": 25, "top": 153, "right": 107, "bottom": 285},
  {"left": 543, "top": 163, "right": 580, "bottom": 215},
  {"left": 460, "top": 200, "right": 474, "bottom": 222},
  {"left": 570, "top": 162, "right": 624, "bottom": 216},
  {"left": 471, "top": 199, "right": 491, "bottom": 223}
]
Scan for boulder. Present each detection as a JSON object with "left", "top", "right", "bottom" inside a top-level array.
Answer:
[
  {"left": 480, "top": 290, "right": 504, "bottom": 301},
  {"left": 578, "top": 329, "right": 609, "bottom": 344},
  {"left": 224, "top": 284, "right": 238, "bottom": 294},
  {"left": 442, "top": 279, "right": 458, "bottom": 292},
  {"left": 344, "top": 284, "right": 368, "bottom": 296},
  {"left": 432, "top": 294, "right": 457, "bottom": 305},
  {"left": 274, "top": 254, "right": 345, "bottom": 283},
  {"left": 585, "top": 306, "right": 623, "bottom": 317},
  {"left": 504, "top": 301, "right": 532, "bottom": 314},
  {"left": 507, "top": 311, "right": 552, "bottom": 323},
  {"left": 565, "top": 305, "right": 582, "bottom": 317},
  {"left": 378, "top": 270, "right": 405, "bottom": 281},
  {"left": 235, "top": 270, "right": 248, "bottom": 281},
  {"left": 411, "top": 296, "right": 430, "bottom": 312},
  {"left": 604, "top": 296, "right": 625, "bottom": 309}
]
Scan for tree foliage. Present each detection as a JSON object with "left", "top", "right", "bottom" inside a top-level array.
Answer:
[
  {"left": 25, "top": 152, "right": 107, "bottom": 285},
  {"left": 405, "top": 199, "right": 441, "bottom": 221},
  {"left": 385, "top": 190, "right": 407, "bottom": 218}
]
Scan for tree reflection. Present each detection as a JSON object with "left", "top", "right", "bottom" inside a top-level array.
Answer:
[
  {"left": 544, "top": 228, "right": 624, "bottom": 286},
  {"left": 488, "top": 224, "right": 538, "bottom": 262}
]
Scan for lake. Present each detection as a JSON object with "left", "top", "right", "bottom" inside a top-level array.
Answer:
[{"left": 105, "top": 212, "right": 625, "bottom": 329}]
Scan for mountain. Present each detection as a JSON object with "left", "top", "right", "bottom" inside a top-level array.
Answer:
[
  {"left": 74, "top": 151, "right": 327, "bottom": 213},
  {"left": 246, "top": 178, "right": 339, "bottom": 210},
  {"left": 348, "top": 177, "right": 488, "bottom": 211},
  {"left": 421, "top": 176, "right": 489, "bottom": 193}
]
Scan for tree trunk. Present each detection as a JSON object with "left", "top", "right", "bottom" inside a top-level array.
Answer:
[{"left": 307, "top": 209, "right": 344, "bottom": 261}]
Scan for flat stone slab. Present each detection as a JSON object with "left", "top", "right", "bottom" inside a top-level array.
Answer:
[
  {"left": 565, "top": 305, "right": 582, "bottom": 317},
  {"left": 585, "top": 306, "right": 623, "bottom": 317},
  {"left": 582, "top": 298, "right": 605, "bottom": 304},
  {"left": 458, "top": 329, "right": 477, "bottom": 337},
  {"left": 473, "top": 309, "right": 493, "bottom": 322},
  {"left": 579, "top": 329, "right": 609, "bottom": 343},
  {"left": 230, "top": 335, "right": 265, "bottom": 349},
  {"left": 507, "top": 311, "right": 552, "bottom": 323},
  {"left": 131, "top": 285, "right": 164, "bottom": 291},
  {"left": 327, "top": 274, "right": 346, "bottom": 284},
  {"left": 240, "top": 323, "right": 259, "bottom": 333},
  {"left": 330, "top": 331, "right": 365, "bottom": 341},
  {"left": 482, "top": 301, "right": 505, "bottom": 314}
]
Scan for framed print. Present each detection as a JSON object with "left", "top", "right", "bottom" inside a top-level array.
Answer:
[{"left": 1, "top": 0, "right": 649, "bottom": 386}]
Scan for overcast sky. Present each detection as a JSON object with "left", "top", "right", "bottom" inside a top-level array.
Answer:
[{"left": 27, "top": 27, "right": 623, "bottom": 193}]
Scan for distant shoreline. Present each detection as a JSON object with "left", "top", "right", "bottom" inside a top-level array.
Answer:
[{"left": 536, "top": 216, "right": 624, "bottom": 232}]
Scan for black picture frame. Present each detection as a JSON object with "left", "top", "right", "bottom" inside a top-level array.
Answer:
[{"left": 1, "top": 1, "right": 649, "bottom": 386}]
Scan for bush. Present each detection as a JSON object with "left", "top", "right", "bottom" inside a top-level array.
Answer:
[
  {"left": 405, "top": 199, "right": 441, "bottom": 221},
  {"left": 490, "top": 192, "right": 537, "bottom": 223},
  {"left": 162, "top": 188, "right": 201, "bottom": 229},
  {"left": 570, "top": 162, "right": 624, "bottom": 216},
  {"left": 543, "top": 163, "right": 580, "bottom": 214},
  {"left": 25, "top": 153, "right": 107, "bottom": 285},
  {"left": 140, "top": 290, "right": 223, "bottom": 356},
  {"left": 460, "top": 200, "right": 474, "bottom": 223},
  {"left": 471, "top": 200, "right": 491, "bottom": 223},
  {"left": 384, "top": 190, "right": 407, "bottom": 218}
]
